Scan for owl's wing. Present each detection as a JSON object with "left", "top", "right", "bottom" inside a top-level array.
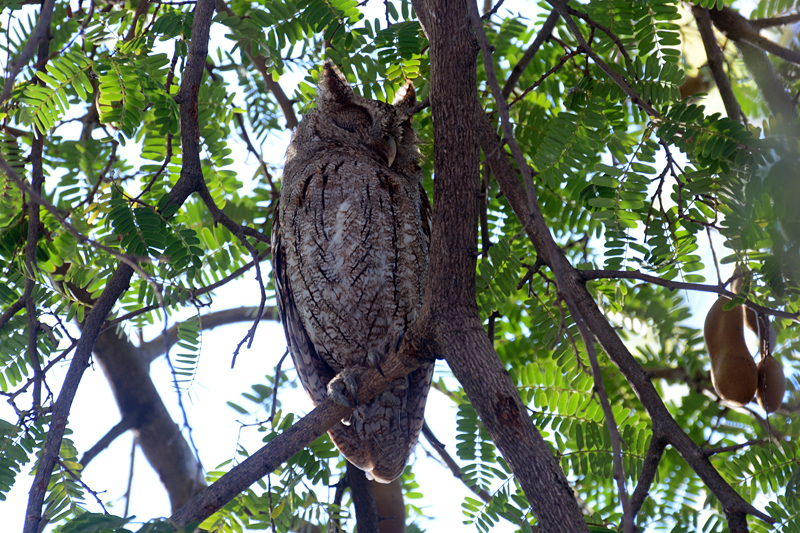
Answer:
[{"left": 272, "top": 202, "right": 337, "bottom": 406}]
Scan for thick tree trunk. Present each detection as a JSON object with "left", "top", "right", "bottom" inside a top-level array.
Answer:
[
  {"left": 409, "top": 0, "right": 589, "bottom": 530},
  {"left": 372, "top": 480, "right": 405, "bottom": 533}
]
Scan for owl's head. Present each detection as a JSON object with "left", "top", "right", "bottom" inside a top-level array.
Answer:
[{"left": 289, "top": 62, "right": 421, "bottom": 180}]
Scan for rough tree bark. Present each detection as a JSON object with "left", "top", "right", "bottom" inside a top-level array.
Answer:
[{"left": 408, "top": 0, "right": 589, "bottom": 529}]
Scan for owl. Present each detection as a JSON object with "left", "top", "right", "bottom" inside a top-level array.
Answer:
[{"left": 272, "top": 62, "right": 434, "bottom": 483}]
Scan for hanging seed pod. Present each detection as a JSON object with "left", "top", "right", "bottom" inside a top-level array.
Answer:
[
  {"left": 703, "top": 270, "right": 758, "bottom": 407},
  {"left": 756, "top": 354, "right": 785, "bottom": 413}
]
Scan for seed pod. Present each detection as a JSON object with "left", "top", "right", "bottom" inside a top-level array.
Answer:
[
  {"left": 756, "top": 355, "right": 785, "bottom": 413},
  {"left": 703, "top": 274, "right": 758, "bottom": 407}
]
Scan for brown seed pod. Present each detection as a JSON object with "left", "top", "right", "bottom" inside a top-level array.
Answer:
[
  {"left": 703, "top": 274, "right": 758, "bottom": 407},
  {"left": 756, "top": 355, "right": 785, "bottom": 413},
  {"left": 735, "top": 272, "right": 785, "bottom": 413}
]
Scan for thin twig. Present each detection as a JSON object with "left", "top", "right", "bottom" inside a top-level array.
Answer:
[
  {"left": 706, "top": 226, "right": 723, "bottom": 286},
  {"left": 0, "top": 297, "right": 25, "bottom": 331},
  {"left": 502, "top": 9, "right": 560, "bottom": 97},
  {"left": 407, "top": 97, "right": 430, "bottom": 116},
  {"left": 700, "top": 438, "right": 768, "bottom": 457},
  {"left": 193, "top": 182, "right": 269, "bottom": 365},
  {"left": 56, "top": 458, "right": 108, "bottom": 513},
  {"left": 422, "top": 423, "right": 492, "bottom": 502},
  {"left": 480, "top": 0, "right": 504, "bottom": 20},
  {"left": 82, "top": 139, "right": 119, "bottom": 207},
  {"left": 123, "top": 440, "right": 136, "bottom": 518},
  {"left": 578, "top": 269, "right": 799, "bottom": 322},
  {"left": 546, "top": 0, "right": 660, "bottom": 118},
  {"left": 0, "top": 0, "right": 56, "bottom": 105},
  {"left": 750, "top": 12, "right": 800, "bottom": 29},
  {"left": 561, "top": 4, "right": 630, "bottom": 60},
  {"left": 80, "top": 412, "right": 138, "bottom": 466},
  {"left": 234, "top": 112, "right": 276, "bottom": 198},
  {"left": 6, "top": 342, "right": 77, "bottom": 402},
  {"left": 506, "top": 48, "right": 581, "bottom": 110},
  {"left": 103, "top": 249, "right": 270, "bottom": 331},
  {"left": 270, "top": 350, "right": 289, "bottom": 422}
]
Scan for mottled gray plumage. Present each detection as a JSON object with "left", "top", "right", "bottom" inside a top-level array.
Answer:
[{"left": 272, "top": 63, "right": 433, "bottom": 483}]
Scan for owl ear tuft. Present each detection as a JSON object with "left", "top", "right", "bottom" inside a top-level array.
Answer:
[
  {"left": 393, "top": 80, "right": 416, "bottom": 109},
  {"left": 319, "top": 61, "right": 353, "bottom": 105}
]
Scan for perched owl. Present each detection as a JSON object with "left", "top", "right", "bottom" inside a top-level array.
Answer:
[{"left": 272, "top": 62, "right": 433, "bottom": 483}]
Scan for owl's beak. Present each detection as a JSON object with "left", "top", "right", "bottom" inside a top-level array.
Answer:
[{"left": 383, "top": 135, "right": 397, "bottom": 167}]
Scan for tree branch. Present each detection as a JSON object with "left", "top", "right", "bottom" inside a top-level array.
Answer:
[
  {"left": 170, "top": 335, "right": 426, "bottom": 526},
  {"left": 501, "top": 9, "right": 560, "bottom": 98},
  {"left": 138, "top": 305, "right": 279, "bottom": 363},
  {"left": 0, "top": 297, "right": 26, "bottom": 331},
  {"left": 80, "top": 412, "right": 138, "bottom": 467},
  {"left": 700, "top": 439, "right": 768, "bottom": 458},
  {"left": 0, "top": 0, "right": 56, "bottom": 105},
  {"left": 750, "top": 12, "right": 800, "bottom": 29},
  {"left": 371, "top": 479, "right": 406, "bottom": 533},
  {"left": 628, "top": 436, "right": 665, "bottom": 520},
  {"left": 579, "top": 268, "right": 799, "bottom": 322},
  {"left": 21, "top": 0, "right": 217, "bottom": 528},
  {"left": 90, "top": 328, "right": 207, "bottom": 510},
  {"left": 24, "top": 29, "right": 51, "bottom": 414},
  {"left": 470, "top": 3, "right": 632, "bottom": 530},
  {"left": 692, "top": 6, "right": 742, "bottom": 121},
  {"left": 709, "top": 6, "right": 800, "bottom": 65},
  {"left": 409, "top": 0, "right": 589, "bottom": 529},
  {"left": 123, "top": 0, "right": 152, "bottom": 41},
  {"left": 708, "top": 6, "right": 797, "bottom": 117},
  {"left": 347, "top": 461, "right": 380, "bottom": 532}
]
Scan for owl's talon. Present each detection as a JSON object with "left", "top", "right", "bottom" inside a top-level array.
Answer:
[
  {"left": 393, "top": 331, "right": 405, "bottom": 353},
  {"left": 328, "top": 369, "right": 359, "bottom": 408},
  {"left": 368, "top": 349, "right": 386, "bottom": 377}
]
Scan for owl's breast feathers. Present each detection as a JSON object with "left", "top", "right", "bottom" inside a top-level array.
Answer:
[{"left": 273, "top": 150, "right": 433, "bottom": 483}]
